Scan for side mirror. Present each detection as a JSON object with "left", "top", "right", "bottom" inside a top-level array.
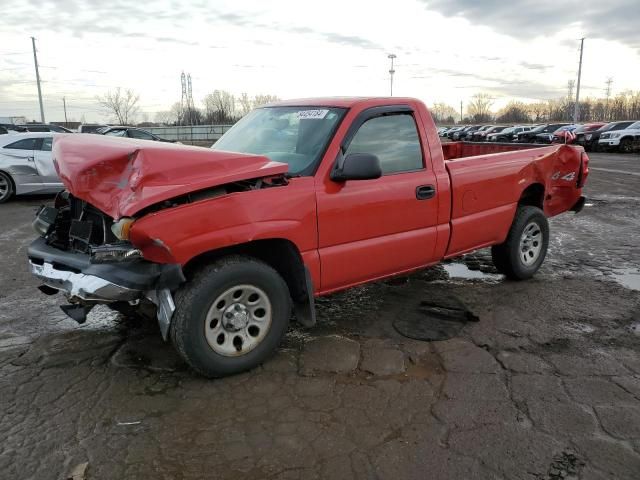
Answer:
[{"left": 331, "top": 152, "right": 382, "bottom": 182}]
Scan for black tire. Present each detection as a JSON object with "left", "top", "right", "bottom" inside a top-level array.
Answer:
[
  {"left": 170, "top": 255, "right": 291, "bottom": 377},
  {"left": 491, "top": 206, "right": 549, "bottom": 280},
  {"left": 0, "top": 171, "right": 14, "bottom": 204},
  {"left": 619, "top": 137, "right": 633, "bottom": 153}
]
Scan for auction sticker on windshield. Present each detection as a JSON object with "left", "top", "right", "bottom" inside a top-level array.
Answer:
[{"left": 296, "top": 109, "right": 329, "bottom": 120}]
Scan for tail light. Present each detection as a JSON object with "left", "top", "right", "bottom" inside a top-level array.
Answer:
[{"left": 577, "top": 152, "right": 589, "bottom": 188}]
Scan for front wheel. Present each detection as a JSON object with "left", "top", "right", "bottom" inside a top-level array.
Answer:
[
  {"left": 170, "top": 256, "right": 292, "bottom": 377},
  {"left": 491, "top": 206, "right": 549, "bottom": 280},
  {"left": 619, "top": 138, "right": 633, "bottom": 153}
]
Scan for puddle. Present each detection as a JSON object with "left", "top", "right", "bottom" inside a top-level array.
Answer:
[
  {"left": 610, "top": 268, "right": 640, "bottom": 290},
  {"left": 443, "top": 263, "right": 502, "bottom": 281},
  {"left": 393, "top": 297, "right": 479, "bottom": 341}
]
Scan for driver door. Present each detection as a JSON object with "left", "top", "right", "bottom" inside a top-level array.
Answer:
[{"left": 316, "top": 107, "right": 440, "bottom": 292}]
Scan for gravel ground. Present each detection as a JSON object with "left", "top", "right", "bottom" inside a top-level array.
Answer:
[{"left": 1, "top": 152, "right": 639, "bottom": 479}]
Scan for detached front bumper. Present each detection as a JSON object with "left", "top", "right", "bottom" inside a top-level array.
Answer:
[
  {"left": 30, "top": 260, "right": 140, "bottom": 302},
  {"left": 28, "top": 237, "right": 184, "bottom": 338}
]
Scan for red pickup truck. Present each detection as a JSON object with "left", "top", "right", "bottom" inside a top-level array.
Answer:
[{"left": 28, "top": 97, "right": 588, "bottom": 376}]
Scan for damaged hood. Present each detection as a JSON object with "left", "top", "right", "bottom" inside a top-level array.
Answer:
[{"left": 52, "top": 134, "right": 288, "bottom": 218}]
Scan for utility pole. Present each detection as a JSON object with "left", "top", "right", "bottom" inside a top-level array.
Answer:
[
  {"left": 574, "top": 38, "right": 584, "bottom": 123},
  {"left": 187, "top": 74, "right": 195, "bottom": 125},
  {"left": 387, "top": 54, "right": 396, "bottom": 96},
  {"left": 63, "top": 97, "right": 68, "bottom": 125},
  {"left": 567, "top": 80, "right": 575, "bottom": 101},
  {"left": 180, "top": 71, "right": 187, "bottom": 126},
  {"left": 460, "top": 101, "right": 463, "bottom": 124},
  {"left": 31, "top": 36, "right": 45, "bottom": 123}
]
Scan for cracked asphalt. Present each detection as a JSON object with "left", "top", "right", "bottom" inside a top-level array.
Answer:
[{"left": 1, "top": 152, "right": 639, "bottom": 480}]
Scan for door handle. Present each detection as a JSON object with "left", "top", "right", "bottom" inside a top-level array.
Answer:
[
  {"left": 27, "top": 156, "right": 34, "bottom": 161},
  {"left": 416, "top": 185, "right": 436, "bottom": 200}
]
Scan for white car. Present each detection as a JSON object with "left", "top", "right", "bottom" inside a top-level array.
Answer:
[
  {"left": 598, "top": 120, "right": 640, "bottom": 153},
  {"left": 0, "top": 132, "right": 63, "bottom": 203}
]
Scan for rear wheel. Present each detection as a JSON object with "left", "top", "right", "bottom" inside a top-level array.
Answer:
[
  {"left": 491, "top": 206, "right": 549, "bottom": 280},
  {"left": 0, "top": 172, "right": 14, "bottom": 203},
  {"left": 170, "top": 255, "right": 291, "bottom": 377}
]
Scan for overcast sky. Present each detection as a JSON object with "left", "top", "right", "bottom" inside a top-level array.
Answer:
[{"left": 1, "top": 0, "right": 639, "bottom": 123}]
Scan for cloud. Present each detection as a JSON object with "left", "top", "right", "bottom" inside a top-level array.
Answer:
[{"left": 421, "top": 0, "right": 640, "bottom": 48}]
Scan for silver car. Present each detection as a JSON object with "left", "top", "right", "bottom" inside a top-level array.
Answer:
[{"left": 0, "top": 132, "right": 63, "bottom": 203}]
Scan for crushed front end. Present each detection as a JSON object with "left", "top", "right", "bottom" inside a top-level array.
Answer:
[{"left": 27, "top": 191, "right": 184, "bottom": 337}]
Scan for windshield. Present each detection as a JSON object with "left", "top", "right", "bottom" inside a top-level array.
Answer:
[{"left": 212, "top": 106, "right": 346, "bottom": 175}]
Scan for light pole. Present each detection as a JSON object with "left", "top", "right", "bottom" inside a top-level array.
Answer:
[{"left": 388, "top": 54, "right": 396, "bottom": 96}]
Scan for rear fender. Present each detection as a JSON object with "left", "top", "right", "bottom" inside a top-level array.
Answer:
[{"left": 544, "top": 145, "right": 584, "bottom": 217}]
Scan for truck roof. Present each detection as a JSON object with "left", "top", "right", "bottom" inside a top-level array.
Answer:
[{"left": 268, "top": 97, "right": 419, "bottom": 108}]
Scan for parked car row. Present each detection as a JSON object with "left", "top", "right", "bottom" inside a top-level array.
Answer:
[
  {"left": 438, "top": 120, "right": 640, "bottom": 152},
  {"left": 0, "top": 125, "right": 176, "bottom": 203},
  {"left": 0, "top": 123, "right": 172, "bottom": 141}
]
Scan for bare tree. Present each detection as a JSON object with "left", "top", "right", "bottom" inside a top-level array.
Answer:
[
  {"left": 252, "top": 94, "right": 280, "bottom": 108},
  {"left": 496, "top": 101, "right": 530, "bottom": 123},
  {"left": 430, "top": 102, "right": 458, "bottom": 124},
  {"left": 238, "top": 93, "right": 252, "bottom": 116},
  {"left": 203, "top": 90, "right": 237, "bottom": 123},
  {"left": 97, "top": 88, "right": 140, "bottom": 125},
  {"left": 467, "top": 93, "right": 494, "bottom": 123}
]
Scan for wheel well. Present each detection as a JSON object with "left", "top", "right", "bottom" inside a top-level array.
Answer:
[
  {"left": 518, "top": 183, "right": 544, "bottom": 209},
  {"left": 183, "top": 239, "right": 309, "bottom": 303}
]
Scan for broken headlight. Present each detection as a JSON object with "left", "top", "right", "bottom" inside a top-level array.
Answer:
[
  {"left": 90, "top": 243, "right": 143, "bottom": 263},
  {"left": 111, "top": 217, "right": 135, "bottom": 240}
]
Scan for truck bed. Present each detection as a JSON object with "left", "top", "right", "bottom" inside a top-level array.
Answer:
[
  {"left": 442, "top": 142, "right": 584, "bottom": 258},
  {"left": 442, "top": 141, "right": 545, "bottom": 161}
]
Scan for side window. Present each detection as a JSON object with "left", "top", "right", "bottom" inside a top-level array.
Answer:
[
  {"left": 346, "top": 114, "right": 423, "bottom": 174},
  {"left": 41, "top": 137, "right": 53, "bottom": 151},
  {"left": 129, "top": 129, "right": 154, "bottom": 140},
  {"left": 3, "top": 138, "right": 38, "bottom": 150}
]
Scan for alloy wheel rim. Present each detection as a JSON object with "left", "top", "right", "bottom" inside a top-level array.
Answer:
[
  {"left": 0, "top": 176, "right": 9, "bottom": 200},
  {"left": 519, "top": 222, "right": 543, "bottom": 266},
  {"left": 204, "top": 284, "right": 272, "bottom": 356}
]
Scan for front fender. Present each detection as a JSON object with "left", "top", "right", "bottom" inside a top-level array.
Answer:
[{"left": 129, "top": 178, "right": 318, "bottom": 265}]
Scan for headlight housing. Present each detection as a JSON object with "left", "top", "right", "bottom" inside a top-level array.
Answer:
[
  {"left": 611, "top": 133, "right": 621, "bottom": 138},
  {"left": 90, "top": 243, "right": 142, "bottom": 263},
  {"left": 111, "top": 217, "right": 135, "bottom": 240}
]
